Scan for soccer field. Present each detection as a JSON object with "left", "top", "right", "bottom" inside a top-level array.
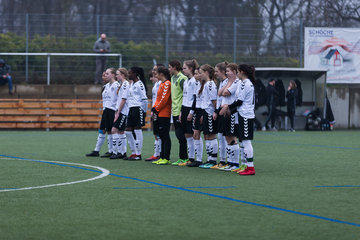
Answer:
[{"left": 0, "top": 130, "right": 359, "bottom": 240}]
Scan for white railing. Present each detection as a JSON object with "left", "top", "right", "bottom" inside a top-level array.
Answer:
[{"left": 0, "top": 52, "right": 122, "bottom": 85}]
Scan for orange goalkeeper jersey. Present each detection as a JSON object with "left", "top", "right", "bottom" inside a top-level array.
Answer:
[{"left": 153, "top": 79, "right": 172, "bottom": 118}]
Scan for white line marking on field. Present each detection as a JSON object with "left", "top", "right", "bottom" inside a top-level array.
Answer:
[{"left": 0, "top": 157, "right": 110, "bottom": 192}]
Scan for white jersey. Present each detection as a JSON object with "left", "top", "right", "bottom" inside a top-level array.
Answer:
[
  {"left": 236, "top": 78, "right": 255, "bottom": 119},
  {"left": 116, "top": 80, "right": 130, "bottom": 115},
  {"left": 221, "top": 79, "right": 240, "bottom": 123},
  {"left": 195, "top": 80, "right": 202, "bottom": 109},
  {"left": 128, "top": 81, "right": 147, "bottom": 108},
  {"left": 216, "top": 78, "right": 228, "bottom": 109},
  {"left": 221, "top": 79, "right": 240, "bottom": 105},
  {"left": 102, "top": 81, "right": 120, "bottom": 111},
  {"left": 182, "top": 76, "right": 196, "bottom": 107},
  {"left": 152, "top": 81, "right": 161, "bottom": 107},
  {"left": 202, "top": 80, "right": 218, "bottom": 115}
]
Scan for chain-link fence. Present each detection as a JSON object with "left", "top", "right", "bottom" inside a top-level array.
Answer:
[{"left": 0, "top": 13, "right": 303, "bottom": 84}]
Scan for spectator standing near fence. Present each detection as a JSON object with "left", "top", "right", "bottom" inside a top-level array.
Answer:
[
  {"left": 0, "top": 59, "right": 13, "bottom": 94},
  {"left": 286, "top": 80, "right": 298, "bottom": 132},
  {"left": 263, "top": 78, "right": 279, "bottom": 131},
  {"left": 93, "top": 33, "right": 111, "bottom": 84}
]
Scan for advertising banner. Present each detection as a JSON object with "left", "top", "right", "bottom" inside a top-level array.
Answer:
[{"left": 304, "top": 27, "right": 360, "bottom": 84}]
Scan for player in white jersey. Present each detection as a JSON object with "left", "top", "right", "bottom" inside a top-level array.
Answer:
[
  {"left": 189, "top": 68, "right": 204, "bottom": 167},
  {"left": 109, "top": 68, "right": 130, "bottom": 159},
  {"left": 197, "top": 64, "right": 218, "bottom": 169},
  {"left": 124, "top": 66, "right": 148, "bottom": 161},
  {"left": 179, "top": 59, "right": 199, "bottom": 166},
  {"left": 86, "top": 68, "right": 120, "bottom": 157},
  {"left": 219, "top": 63, "right": 242, "bottom": 172},
  {"left": 223, "top": 64, "right": 257, "bottom": 175},
  {"left": 212, "top": 62, "right": 228, "bottom": 169},
  {"left": 145, "top": 64, "right": 164, "bottom": 162}
]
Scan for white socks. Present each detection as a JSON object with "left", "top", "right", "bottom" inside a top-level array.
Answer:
[
  {"left": 226, "top": 143, "right": 240, "bottom": 166},
  {"left": 107, "top": 134, "right": 113, "bottom": 153},
  {"left": 194, "top": 138, "right": 203, "bottom": 162},
  {"left": 125, "top": 131, "right": 135, "bottom": 154},
  {"left": 94, "top": 133, "right": 106, "bottom": 152},
  {"left": 210, "top": 138, "right": 218, "bottom": 161},
  {"left": 134, "top": 129, "right": 143, "bottom": 155},
  {"left": 205, "top": 138, "right": 218, "bottom": 162},
  {"left": 240, "top": 142, "right": 247, "bottom": 165},
  {"left": 242, "top": 140, "right": 254, "bottom": 167},
  {"left": 154, "top": 138, "right": 161, "bottom": 157},
  {"left": 186, "top": 137, "right": 195, "bottom": 159},
  {"left": 218, "top": 133, "right": 226, "bottom": 162},
  {"left": 119, "top": 133, "right": 127, "bottom": 155},
  {"left": 112, "top": 133, "right": 120, "bottom": 154}
]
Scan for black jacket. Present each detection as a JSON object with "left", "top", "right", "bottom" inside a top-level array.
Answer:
[
  {"left": 286, "top": 88, "right": 298, "bottom": 111},
  {"left": 0, "top": 59, "right": 11, "bottom": 77},
  {"left": 266, "top": 84, "right": 278, "bottom": 107}
]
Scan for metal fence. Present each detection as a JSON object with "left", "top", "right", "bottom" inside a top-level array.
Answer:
[{"left": 0, "top": 13, "right": 304, "bottom": 84}]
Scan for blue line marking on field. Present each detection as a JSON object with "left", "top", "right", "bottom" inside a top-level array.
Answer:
[
  {"left": 0, "top": 154, "right": 101, "bottom": 174},
  {"left": 108, "top": 172, "right": 360, "bottom": 227},
  {"left": 113, "top": 186, "right": 236, "bottom": 190},
  {"left": 315, "top": 185, "right": 360, "bottom": 188},
  {"left": 254, "top": 140, "right": 360, "bottom": 150},
  {"left": 1, "top": 154, "right": 360, "bottom": 228}
]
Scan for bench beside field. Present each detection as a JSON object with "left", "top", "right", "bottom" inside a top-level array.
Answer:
[{"left": 0, "top": 99, "right": 152, "bottom": 129}]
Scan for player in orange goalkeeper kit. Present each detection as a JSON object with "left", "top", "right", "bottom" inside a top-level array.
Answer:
[{"left": 151, "top": 66, "right": 172, "bottom": 165}]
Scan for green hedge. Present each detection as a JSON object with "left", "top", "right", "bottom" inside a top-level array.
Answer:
[{"left": 0, "top": 32, "right": 299, "bottom": 84}]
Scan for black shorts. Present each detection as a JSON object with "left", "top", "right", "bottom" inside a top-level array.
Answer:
[
  {"left": 181, "top": 106, "right": 193, "bottom": 134},
  {"left": 99, "top": 108, "right": 115, "bottom": 131},
  {"left": 113, "top": 112, "right": 127, "bottom": 131},
  {"left": 127, "top": 107, "right": 145, "bottom": 128},
  {"left": 153, "top": 118, "right": 160, "bottom": 136},
  {"left": 217, "top": 115, "right": 225, "bottom": 133},
  {"left": 223, "top": 113, "right": 238, "bottom": 137},
  {"left": 238, "top": 115, "right": 254, "bottom": 140},
  {"left": 203, "top": 111, "right": 217, "bottom": 135},
  {"left": 193, "top": 108, "right": 203, "bottom": 131}
]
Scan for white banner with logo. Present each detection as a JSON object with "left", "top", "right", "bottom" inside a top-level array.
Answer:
[{"left": 304, "top": 27, "right": 360, "bottom": 84}]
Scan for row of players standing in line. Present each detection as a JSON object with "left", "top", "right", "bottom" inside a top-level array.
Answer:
[
  {"left": 86, "top": 60, "right": 256, "bottom": 175},
  {"left": 86, "top": 67, "right": 148, "bottom": 160}
]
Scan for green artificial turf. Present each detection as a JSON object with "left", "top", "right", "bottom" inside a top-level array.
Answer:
[{"left": 0, "top": 130, "right": 359, "bottom": 240}]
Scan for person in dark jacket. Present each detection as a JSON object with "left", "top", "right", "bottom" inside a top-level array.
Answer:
[
  {"left": 93, "top": 33, "right": 111, "bottom": 84},
  {"left": 0, "top": 58, "right": 13, "bottom": 94},
  {"left": 263, "top": 78, "right": 278, "bottom": 130},
  {"left": 286, "top": 80, "right": 298, "bottom": 132}
]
